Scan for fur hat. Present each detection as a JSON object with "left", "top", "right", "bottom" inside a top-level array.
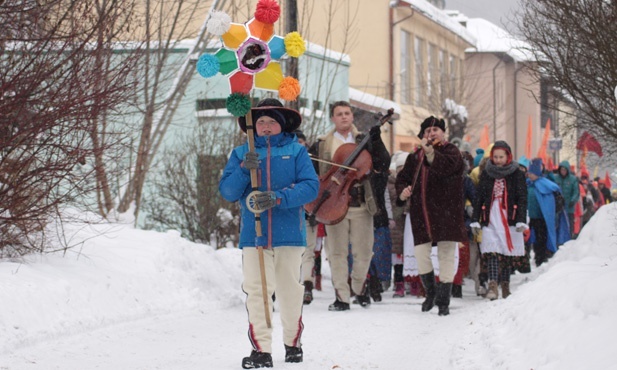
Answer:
[
  {"left": 528, "top": 158, "right": 543, "bottom": 177},
  {"left": 417, "top": 116, "right": 446, "bottom": 139},
  {"left": 238, "top": 98, "right": 302, "bottom": 133}
]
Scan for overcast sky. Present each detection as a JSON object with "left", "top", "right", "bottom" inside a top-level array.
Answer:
[{"left": 445, "top": 0, "right": 522, "bottom": 32}]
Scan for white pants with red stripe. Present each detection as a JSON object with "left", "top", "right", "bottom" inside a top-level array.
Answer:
[{"left": 242, "top": 246, "right": 305, "bottom": 354}]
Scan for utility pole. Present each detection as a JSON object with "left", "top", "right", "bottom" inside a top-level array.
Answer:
[{"left": 285, "top": 0, "right": 299, "bottom": 111}]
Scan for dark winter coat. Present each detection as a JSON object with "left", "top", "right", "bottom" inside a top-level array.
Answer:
[
  {"left": 387, "top": 174, "right": 407, "bottom": 254},
  {"left": 472, "top": 167, "right": 527, "bottom": 227},
  {"left": 463, "top": 175, "right": 477, "bottom": 237},
  {"left": 395, "top": 142, "right": 468, "bottom": 245},
  {"left": 372, "top": 171, "right": 390, "bottom": 228}
]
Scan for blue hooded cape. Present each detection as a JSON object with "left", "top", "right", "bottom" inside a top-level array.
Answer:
[{"left": 531, "top": 177, "right": 571, "bottom": 252}]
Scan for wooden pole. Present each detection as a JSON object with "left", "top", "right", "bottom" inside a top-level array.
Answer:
[{"left": 245, "top": 110, "right": 272, "bottom": 329}]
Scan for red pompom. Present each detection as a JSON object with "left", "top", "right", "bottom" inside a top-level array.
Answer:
[{"left": 255, "top": 0, "right": 280, "bottom": 24}]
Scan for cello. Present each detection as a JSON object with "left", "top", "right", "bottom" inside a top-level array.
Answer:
[{"left": 305, "top": 108, "right": 394, "bottom": 225}]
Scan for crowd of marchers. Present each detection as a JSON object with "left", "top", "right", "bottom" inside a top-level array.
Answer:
[{"left": 218, "top": 99, "right": 613, "bottom": 369}]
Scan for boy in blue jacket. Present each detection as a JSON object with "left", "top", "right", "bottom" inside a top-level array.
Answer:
[{"left": 219, "top": 98, "right": 319, "bottom": 369}]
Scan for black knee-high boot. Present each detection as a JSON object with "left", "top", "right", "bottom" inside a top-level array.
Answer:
[
  {"left": 435, "top": 282, "right": 453, "bottom": 316},
  {"left": 419, "top": 271, "right": 436, "bottom": 312}
]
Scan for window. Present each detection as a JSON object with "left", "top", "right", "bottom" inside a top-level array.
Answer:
[
  {"left": 400, "top": 30, "right": 412, "bottom": 104},
  {"left": 195, "top": 99, "right": 227, "bottom": 111},
  {"left": 439, "top": 49, "right": 446, "bottom": 102},
  {"left": 428, "top": 43, "right": 437, "bottom": 104},
  {"left": 312, "top": 100, "right": 322, "bottom": 111},
  {"left": 414, "top": 37, "right": 425, "bottom": 107},
  {"left": 449, "top": 55, "right": 457, "bottom": 98}
]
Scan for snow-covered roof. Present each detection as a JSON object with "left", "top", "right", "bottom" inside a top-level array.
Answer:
[
  {"left": 463, "top": 18, "right": 535, "bottom": 62},
  {"left": 349, "top": 88, "right": 402, "bottom": 115},
  {"left": 406, "top": 0, "right": 476, "bottom": 46}
]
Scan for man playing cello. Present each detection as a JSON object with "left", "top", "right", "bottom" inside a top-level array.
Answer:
[{"left": 308, "top": 101, "right": 391, "bottom": 311}]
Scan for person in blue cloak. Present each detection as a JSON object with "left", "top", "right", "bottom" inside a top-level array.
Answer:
[{"left": 526, "top": 158, "right": 571, "bottom": 267}]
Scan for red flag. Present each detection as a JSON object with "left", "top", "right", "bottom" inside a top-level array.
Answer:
[
  {"left": 537, "top": 118, "right": 551, "bottom": 163},
  {"left": 605, "top": 171, "right": 612, "bottom": 188},
  {"left": 525, "top": 116, "right": 532, "bottom": 159},
  {"left": 576, "top": 131, "right": 603, "bottom": 157},
  {"left": 580, "top": 148, "right": 589, "bottom": 177},
  {"left": 478, "top": 125, "right": 490, "bottom": 150}
]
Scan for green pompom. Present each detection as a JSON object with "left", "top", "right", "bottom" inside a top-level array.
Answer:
[{"left": 226, "top": 93, "right": 252, "bottom": 117}]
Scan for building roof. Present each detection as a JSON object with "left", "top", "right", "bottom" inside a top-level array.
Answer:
[
  {"left": 349, "top": 87, "right": 402, "bottom": 116},
  {"left": 462, "top": 17, "right": 535, "bottom": 62},
  {"left": 406, "top": 0, "right": 476, "bottom": 46}
]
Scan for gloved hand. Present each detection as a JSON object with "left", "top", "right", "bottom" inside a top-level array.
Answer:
[
  {"left": 515, "top": 222, "right": 528, "bottom": 232},
  {"left": 243, "top": 151, "right": 259, "bottom": 170},
  {"left": 369, "top": 125, "right": 382, "bottom": 141},
  {"left": 470, "top": 222, "right": 481, "bottom": 236},
  {"left": 307, "top": 213, "right": 318, "bottom": 227},
  {"left": 254, "top": 191, "right": 277, "bottom": 211}
]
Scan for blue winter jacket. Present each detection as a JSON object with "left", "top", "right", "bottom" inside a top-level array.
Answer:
[{"left": 219, "top": 132, "right": 319, "bottom": 249}]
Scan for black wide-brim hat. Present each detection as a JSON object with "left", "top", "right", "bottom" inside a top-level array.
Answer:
[{"left": 238, "top": 98, "right": 302, "bottom": 133}]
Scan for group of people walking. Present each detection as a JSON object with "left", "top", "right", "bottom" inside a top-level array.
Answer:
[{"left": 218, "top": 98, "right": 609, "bottom": 368}]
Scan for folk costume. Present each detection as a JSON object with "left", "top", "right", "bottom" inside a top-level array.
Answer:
[
  {"left": 395, "top": 116, "right": 467, "bottom": 316},
  {"left": 219, "top": 99, "right": 319, "bottom": 363},
  {"left": 309, "top": 105, "right": 391, "bottom": 310},
  {"left": 387, "top": 152, "right": 410, "bottom": 297},
  {"left": 471, "top": 141, "right": 527, "bottom": 300}
]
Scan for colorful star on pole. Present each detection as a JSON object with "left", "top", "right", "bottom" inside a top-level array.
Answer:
[{"left": 196, "top": 0, "right": 306, "bottom": 117}]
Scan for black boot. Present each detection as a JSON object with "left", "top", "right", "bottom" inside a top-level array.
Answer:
[
  {"left": 303, "top": 281, "right": 313, "bottom": 305},
  {"left": 284, "top": 345, "right": 303, "bottom": 363},
  {"left": 352, "top": 279, "right": 371, "bottom": 307},
  {"left": 451, "top": 283, "right": 462, "bottom": 298},
  {"left": 242, "top": 350, "right": 273, "bottom": 369},
  {"left": 435, "top": 282, "right": 453, "bottom": 316},
  {"left": 369, "top": 274, "right": 383, "bottom": 302},
  {"left": 419, "top": 271, "right": 436, "bottom": 312}
]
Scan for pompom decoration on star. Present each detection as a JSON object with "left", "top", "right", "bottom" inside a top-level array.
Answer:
[
  {"left": 254, "top": 0, "right": 281, "bottom": 24},
  {"left": 196, "top": 54, "right": 220, "bottom": 78},
  {"left": 206, "top": 10, "right": 232, "bottom": 36},
  {"left": 278, "top": 76, "right": 301, "bottom": 101},
  {"left": 196, "top": 0, "right": 305, "bottom": 110},
  {"left": 226, "top": 93, "right": 252, "bottom": 117}
]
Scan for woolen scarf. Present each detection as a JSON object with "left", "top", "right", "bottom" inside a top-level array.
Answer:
[{"left": 485, "top": 160, "right": 519, "bottom": 179}]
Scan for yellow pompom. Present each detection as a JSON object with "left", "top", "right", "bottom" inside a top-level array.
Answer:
[
  {"left": 278, "top": 77, "right": 301, "bottom": 101},
  {"left": 284, "top": 32, "right": 306, "bottom": 58}
]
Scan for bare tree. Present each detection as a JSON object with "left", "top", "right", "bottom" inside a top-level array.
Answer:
[
  {"left": 516, "top": 0, "right": 617, "bottom": 155},
  {"left": 0, "top": 0, "right": 142, "bottom": 255},
  {"left": 142, "top": 120, "right": 242, "bottom": 247},
  {"left": 97, "top": 0, "right": 224, "bottom": 219}
]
